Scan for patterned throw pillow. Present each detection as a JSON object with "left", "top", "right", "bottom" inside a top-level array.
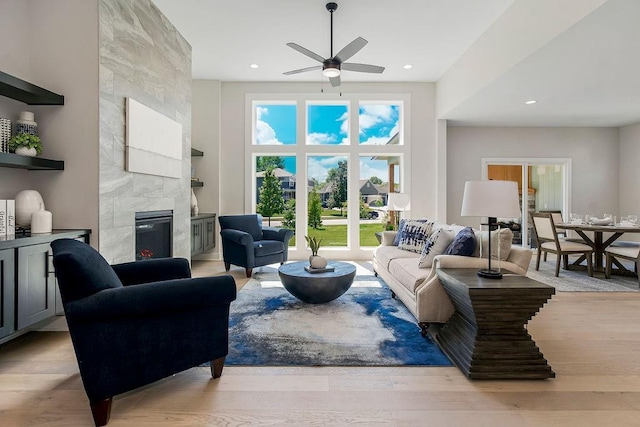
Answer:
[
  {"left": 397, "top": 219, "right": 435, "bottom": 253},
  {"left": 444, "top": 227, "right": 476, "bottom": 256},
  {"left": 418, "top": 228, "right": 455, "bottom": 268},
  {"left": 392, "top": 219, "right": 407, "bottom": 246}
]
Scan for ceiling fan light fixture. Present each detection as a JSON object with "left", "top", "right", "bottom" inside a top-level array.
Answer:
[{"left": 322, "top": 66, "right": 341, "bottom": 78}]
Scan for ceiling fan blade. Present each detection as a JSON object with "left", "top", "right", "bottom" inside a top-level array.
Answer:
[
  {"left": 286, "top": 42, "right": 325, "bottom": 63},
  {"left": 283, "top": 65, "right": 322, "bottom": 75},
  {"left": 329, "top": 75, "right": 341, "bottom": 87},
  {"left": 334, "top": 37, "right": 368, "bottom": 63},
  {"left": 341, "top": 63, "right": 385, "bottom": 74}
]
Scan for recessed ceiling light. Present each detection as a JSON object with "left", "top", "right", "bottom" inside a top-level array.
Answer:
[
  {"left": 403, "top": 64, "right": 413, "bottom": 69},
  {"left": 250, "top": 64, "right": 259, "bottom": 69},
  {"left": 525, "top": 100, "right": 537, "bottom": 105}
]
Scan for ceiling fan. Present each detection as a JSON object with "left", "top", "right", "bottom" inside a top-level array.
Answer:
[{"left": 283, "top": 2, "right": 385, "bottom": 87}]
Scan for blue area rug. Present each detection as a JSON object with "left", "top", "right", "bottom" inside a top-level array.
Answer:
[{"left": 226, "top": 267, "right": 452, "bottom": 367}]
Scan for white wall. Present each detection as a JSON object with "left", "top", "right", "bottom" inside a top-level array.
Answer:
[
  {"left": 0, "top": 0, "right": 100, "bottom": 238},
  {"left": 192, "top": 80, "right": 221, "bottom": 259},
  {"left": 447, "top": 126, "right": 620, "bottom": 228},
  {"left": 620, "top": 121, "right": 640, "bottom": 222}
]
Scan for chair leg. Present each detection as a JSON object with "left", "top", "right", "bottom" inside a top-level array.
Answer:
[
  {"left": 563, "top": 254, "right": 569, "bottom": 270},
  {"left": 90, "top": 397, "right": 112, "bottom": 427},
  {"left": 210, "top": 356, "right": 226, "bottom": 379},
  {"left": 245, "top": 268, "right": 252, "bottom": 278},
  {"left": 555, "top": 254, "right": 561, "bottom": 277},
  {"left": 543, "top": 251, "right": 548, "bottom": 262},
  {"left": 224, "top": 262, "right": 230, "bottom": 271},
  {"left": 605, "top": 254, "right": 612, "bottom": 279},
  {"left": 586, "top": 252, "right": 594, "bottom": 277},
  {"left": 536, "top": 249, "right": 542, "bottom": 271}
]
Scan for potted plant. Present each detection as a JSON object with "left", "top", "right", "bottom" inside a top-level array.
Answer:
[
  {"left": 305, "top": 235, "right": 327, "bottom": 269},
  {"left": 8, "top": 133, "right": 42, "bottom": 157}
]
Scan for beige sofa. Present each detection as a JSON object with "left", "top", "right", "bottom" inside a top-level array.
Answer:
[{"left": 373, "top": 228, "right": 533, "bottom": 336}]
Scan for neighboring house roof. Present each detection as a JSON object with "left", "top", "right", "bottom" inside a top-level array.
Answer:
[{"left": 255, "top": 168, "right": 293, "bottom": 178}]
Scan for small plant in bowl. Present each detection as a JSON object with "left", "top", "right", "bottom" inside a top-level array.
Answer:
[
  {"left": 305, "top": 235, "right": 327, "bottom": 269},
  {"left": 8, "top": 133, "right": 42, "bottom": 156}
]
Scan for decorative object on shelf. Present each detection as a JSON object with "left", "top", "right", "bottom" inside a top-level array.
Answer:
[
  {"left": 31, "top": 203, "right": 52, "bottom": 234},
  {"left": 14, "top": 189, "right": 44, "bottom": 226},
  {"left": 0, "top": 118, "right": 10, "bottom": 152},
  {"left": 190, "top": 188, "right": 199, "bottom": 216},
  {"left": 461, "top": 180, "right": 521, "bottom": 279},
  {"left": 305, "top": 235, "right": 327, "bottom": 269},
  {"left": 8, "top": 133, "right": 42, "bottom": 157},
  {"left": 15, "top": 111, "right": 38, "bottom": 136}
]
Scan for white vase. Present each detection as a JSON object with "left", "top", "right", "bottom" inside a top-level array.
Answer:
[
  {"left": 191, "top": 188, "right": 199, "bottom": 216},
  {"left": 15, "top": 146, "right": 37, "bottom": 156},
  {"left": 309, "top": 255, "right": 327, "bottom": 269},
  {"left": 31, "top": 203, "right": 52, "bottom": 234},
  {"left": 15, "top": 190, "right": 44, "bottom": 226}
]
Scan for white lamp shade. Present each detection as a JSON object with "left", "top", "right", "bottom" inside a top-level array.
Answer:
[
  {"left": 387, "top": 193, "right": 411, "bottom": 211},
  {"left": 461, "top": 180, "right": 521, "bottom": 218}
]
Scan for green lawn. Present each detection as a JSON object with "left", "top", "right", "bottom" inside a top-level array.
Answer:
[{"left": 306, "top": 223, "right": 384, "bottom": 247}]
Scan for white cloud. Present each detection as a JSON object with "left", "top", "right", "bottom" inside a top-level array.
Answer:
[
  {"left": 360, "top": 136, "right": 391, "bottom": 145},
  {"left": 256, "top": 119, "right": 283, "bottom": 145},
  {"left": 358, "top": 104, "right": 397, "bottom": 134},
  {"left": 306, "top": 132, "right": 336, "bottom": 145},
  {"left": 307, "top": 156, "right": 346, "bottom": 182},
  {"left": 360, "top": 159, "right": 388, "bottom": 180},
  {"left": 338, "top": 111, "right": 349, "bottom": 135}
]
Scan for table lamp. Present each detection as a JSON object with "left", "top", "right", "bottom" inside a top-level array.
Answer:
[
  {"left": 387, "top": 192, "right": 410, "bottom": 230},
  {"left": 461, "top": 180, "right": 521, "bottom": 279}
]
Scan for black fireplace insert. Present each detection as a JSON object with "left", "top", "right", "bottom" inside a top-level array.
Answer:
[{"left": 135, "top": 210, "right": 173, "bottom": 261}]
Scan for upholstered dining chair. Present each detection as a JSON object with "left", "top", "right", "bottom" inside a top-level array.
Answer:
[
  {"left": 219, "top": 214, "right": 294, "bottom": 277},
  {"left": 531, "top": 212, "right": 594, "bottom": 277},
  {"left": 536, "top": 210, "right": 584, "bottom": 260},
  {"left": 51, "top": 238, "right": 237, "bottom": 426},
  {"left": 605, "top": 245, "right": 640, "bottom": 286}
]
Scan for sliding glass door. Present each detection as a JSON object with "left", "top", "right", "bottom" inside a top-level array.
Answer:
[{"left": 484, "top": 158, "right": 570, "bottom": 248}]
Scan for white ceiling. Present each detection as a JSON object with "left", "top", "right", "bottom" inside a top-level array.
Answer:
[{"left": 152, "top": 0, "right": 640, "bottom": 128}]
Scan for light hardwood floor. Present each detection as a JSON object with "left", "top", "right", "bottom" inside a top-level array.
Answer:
[{"left": 1, "top": 260, "right": 640, "bottom": 426}]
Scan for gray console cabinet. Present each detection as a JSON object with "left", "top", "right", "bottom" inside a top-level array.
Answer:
[
  {"left": 17, "top": 243, "right": 55, "bottom": 329},
  {"left": 0, "top": 249, "right": 15, "bottom": 339},
  {"left": 191, "top": 213, "right": 216, "bottom": 257}
]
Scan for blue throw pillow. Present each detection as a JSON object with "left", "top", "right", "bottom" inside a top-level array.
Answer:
[{"left": 444, "top": 227, "right": 476, "bottom": 256}]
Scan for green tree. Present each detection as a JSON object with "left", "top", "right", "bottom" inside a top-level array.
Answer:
[
  {"left": 370, "top": 176, "right": 383, "bottom": 185},
  {"left": 308, "top": 187, "right": 323, "bottom": 229},
  {"left": 326, "top": 160, "right": 348, "bottom": 215},
  {"left": 257, "top": 167, "right": 284, "bottom": 226},
  {"left": 282, "top": 199, "right": 296, "bottom": 229},
  {"left": 256, "top": 156, "right": 285, "bottom": 172}
]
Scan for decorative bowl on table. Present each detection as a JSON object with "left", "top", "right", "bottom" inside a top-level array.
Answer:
[{"left": 589, "top": 217, "right": 613, "bottom": 226}]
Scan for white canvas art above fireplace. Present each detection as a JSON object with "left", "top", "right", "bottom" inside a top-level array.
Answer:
[{"left": 125, "top": 97, "right": 182, "bottom": 178}]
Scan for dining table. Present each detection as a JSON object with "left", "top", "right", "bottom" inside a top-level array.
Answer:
[{"left": 555, "top": 222, "right": 640, "bottom": 275}]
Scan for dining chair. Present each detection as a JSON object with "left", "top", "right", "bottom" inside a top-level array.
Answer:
[
  {"left": 531, "top": 212, "right": 594, "bottom": 277},
  {"left": 605, "top": 245, "right": 640, "bottom": 286}
]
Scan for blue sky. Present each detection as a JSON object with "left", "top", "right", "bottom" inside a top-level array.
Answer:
[{"left": 255, "top": 103, "right": 400, "bottom": 183}]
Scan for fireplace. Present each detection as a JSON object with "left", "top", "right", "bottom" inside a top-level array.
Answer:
[{"left": 135, "top": 210, "right": 173, "bottom": 261}]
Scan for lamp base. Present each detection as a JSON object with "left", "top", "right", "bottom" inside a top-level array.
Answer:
[{"left": 477, "top": 269, "right": 503, "bottom": 280}]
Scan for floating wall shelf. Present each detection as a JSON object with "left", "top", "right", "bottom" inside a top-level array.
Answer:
[
  {"left": 191, "top": 181, "right": 204, "bottom": 188},
  {"left": 0, "top": 153, "right": 64, "bottom": 170},
  {"left": 0, "top": 71, "right": 64, "bottom": 105},
  {"left": 191, "top": 147, "right": 203, "bottom": 157}
]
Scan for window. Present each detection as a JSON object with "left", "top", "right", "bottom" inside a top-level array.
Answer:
[
  {"left": 248, "top": 96, "right": 409, "bottom": 257},
  {"left": 254, "top": 103, "right": 296, "bottom": 145},
  {"left": 307, "top": 103, "right": 349, "bottom": 145}
]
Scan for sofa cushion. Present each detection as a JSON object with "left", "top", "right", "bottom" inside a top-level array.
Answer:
[
  {"left": 393, "top": 218, "right": 432, "bottom": 246},
  {"left": 473, "top": 228, "right": 513, "bottom": 260},
  {"left": 397, "top": 219, "right": 435, "bottom": 253},
  {"left": 389, "top": 258, "right": 431, "bottom": 293},
  {"left": 445, "top": 227, "right": 476, "bottom": 256},
  {"left": 374, "top": 245, "right": 419, "bottom": 270},
  {"left": 417, "top": 228, "right": 455, "bottom": 268}
]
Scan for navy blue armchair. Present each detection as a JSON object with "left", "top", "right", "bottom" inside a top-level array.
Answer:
[
  {"left": 219, "top": 214, "right": 294, "bottom": 277},
  {"left": 51, "top": 238, "right": 237, "bottom": 426}
]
